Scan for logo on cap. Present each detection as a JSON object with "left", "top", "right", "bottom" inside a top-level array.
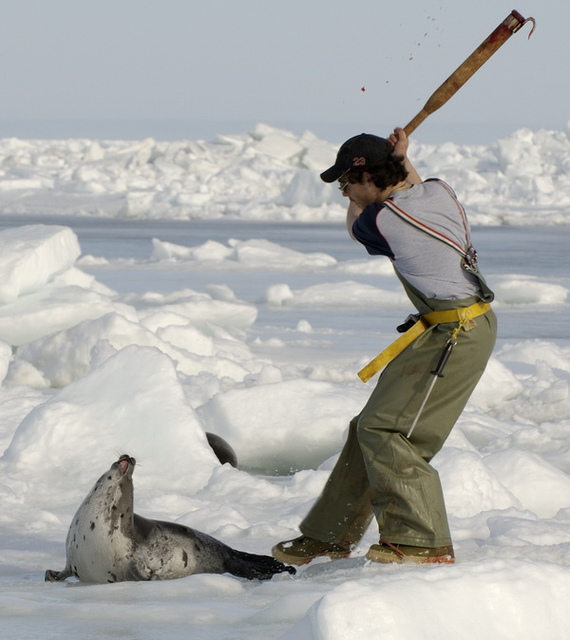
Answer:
[{"left": 352, "top": 157, "right": 366, "bottom": 166}]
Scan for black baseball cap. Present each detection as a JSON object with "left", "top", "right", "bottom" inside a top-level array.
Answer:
[{"left": 320, "top": 134, "right": 393, "bottom": 183}]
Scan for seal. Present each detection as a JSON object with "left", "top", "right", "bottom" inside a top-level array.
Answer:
[
  {"left": 206, "top": 432, "right": 238, "bottom": 468},
  {"left": 45, "top": 454, "right": 295, "bottom": 583}
]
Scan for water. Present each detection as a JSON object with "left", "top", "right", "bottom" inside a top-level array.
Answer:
[{"left": 0, "top": 215, "right": 568, "bottom": 344}]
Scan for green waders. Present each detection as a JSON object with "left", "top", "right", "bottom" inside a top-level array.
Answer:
[{"left": 300, "top": 279, "right": 497, "bottom": 549}]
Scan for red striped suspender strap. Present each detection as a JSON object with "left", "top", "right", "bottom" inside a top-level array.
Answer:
[{"left": 383, "top": 180, "right": 472, "bottom": 260}]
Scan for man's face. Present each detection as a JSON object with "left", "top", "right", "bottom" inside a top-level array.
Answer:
[{"left": 339, "top": 172, "right": 388, "bottom": 209}]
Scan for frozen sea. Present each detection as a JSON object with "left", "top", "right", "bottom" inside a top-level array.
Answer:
[{"left": 0, "top": 124, "right": 569, "bottom": 639}]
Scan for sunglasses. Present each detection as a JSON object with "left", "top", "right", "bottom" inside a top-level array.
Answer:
[{"left": 338, "top": 170, "right": 353, "bottom": 192}]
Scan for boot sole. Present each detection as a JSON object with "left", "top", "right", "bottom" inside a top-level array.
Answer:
[{"left": 366, "top": 545, "right": 455, "bottom": 565}]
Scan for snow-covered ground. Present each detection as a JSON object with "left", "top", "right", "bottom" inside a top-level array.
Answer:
[{"left": 0, "top": 125, "right": 569, "bottom": 639}]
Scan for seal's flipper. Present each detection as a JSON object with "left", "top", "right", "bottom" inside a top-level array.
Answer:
[
  {"left": 206, "top": 432, "right": 238, "bottom": 467},
  {"left": 224, "top": 550, "right": 296, "bottom": 580},
  {"left": 45, "top": 568, "right": 72, "bottom": 582}
]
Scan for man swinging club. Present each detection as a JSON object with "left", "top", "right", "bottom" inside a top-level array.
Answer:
[
  {"left": 272, "top": 127, "right": 497, "bottom": 565},
  {"left": 271, "top": 8, "right": 536, "bottom": 567}
]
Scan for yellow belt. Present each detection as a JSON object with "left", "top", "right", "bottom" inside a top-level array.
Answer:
[{"left": 357, "top": 302, "right": 491, "bottom": 382}]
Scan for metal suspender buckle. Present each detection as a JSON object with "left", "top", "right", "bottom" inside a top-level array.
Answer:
[{"left": 462, "top": 244, "right": 479, "bottom": 273}]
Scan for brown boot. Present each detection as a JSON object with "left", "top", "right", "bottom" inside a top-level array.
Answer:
[
  {"left": 272, "top": 536, "right": 351, "bottom": 566},
  {"left": 367, "top": 540, "right": 455, "bottom": 564}
]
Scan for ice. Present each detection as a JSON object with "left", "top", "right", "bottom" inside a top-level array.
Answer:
[
  {"left": 0, "top": 124, "right": 569, "bottom": 224},
  {"left": 0, "top": 225, "right": 80, "bottom": 303},
  {"left": 0, "top": 341, "right": 10, "bottom": 385},
  {"left": 281, "top": 561, "right": 570, "bottom": 640},
  {"left": 0, "top": 124, "right": 569, "bottom": 639},
  {"left": 1, "top": 346, "right": 218, "bottom": 511},
  {"left": 484, "top": 449, "right": 570, "bottom": 518},
  {"left": 198, "top": 379, "right": 364, "bottom": 473}
]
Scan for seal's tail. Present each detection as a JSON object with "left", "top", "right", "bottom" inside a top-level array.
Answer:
[{"left": 225, "top": 549, "right": 296, "bottom": 580}]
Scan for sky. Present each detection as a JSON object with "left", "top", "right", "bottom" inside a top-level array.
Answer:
[{"left": 0, "top": 0, "right": 564, "bottom": 144}]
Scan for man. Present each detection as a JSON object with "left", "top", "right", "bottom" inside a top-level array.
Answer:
[{"left": 272, "top": 127, "right": 496, "bottom": 565}]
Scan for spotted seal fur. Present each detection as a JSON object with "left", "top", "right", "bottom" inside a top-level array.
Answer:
[{"left": 45, "top": 454, "right": 295, "bottom": 583}]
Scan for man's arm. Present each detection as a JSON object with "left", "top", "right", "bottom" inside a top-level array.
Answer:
[
  {"left": 346, "top": 201, "right": 363, "bottom": 240},
  {"left": 390, "top": 127, "right": 422, "bottom": 184}
]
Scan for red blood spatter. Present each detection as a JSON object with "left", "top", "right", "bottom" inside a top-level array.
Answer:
[{"left": 361, "top": 86, "right": 366, "bottom": 92}]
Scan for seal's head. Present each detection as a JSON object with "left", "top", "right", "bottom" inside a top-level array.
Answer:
[
  {"left": 88, "top": 454, "right": 137, "bottom": 522},
  {"left": 114, "top": 454, "right": 136, "bottom": 479}
]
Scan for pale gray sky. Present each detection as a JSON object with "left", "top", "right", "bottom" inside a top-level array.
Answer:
[{"left": 0, "top": 0, "right": 563, "bottom": 143}]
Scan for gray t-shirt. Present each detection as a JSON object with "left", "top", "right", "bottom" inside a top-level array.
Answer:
[{"left": 352, "top": 179, "right": 482, "bottom": 301}]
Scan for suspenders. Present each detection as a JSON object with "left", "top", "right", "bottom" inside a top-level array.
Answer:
[{"left": 383, "top": 179, "right": 479, "bottom": 274}]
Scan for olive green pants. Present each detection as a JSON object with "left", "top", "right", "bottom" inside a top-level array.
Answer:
[{"left": 300, "top": 309, "right": 497, "bottom": 548}]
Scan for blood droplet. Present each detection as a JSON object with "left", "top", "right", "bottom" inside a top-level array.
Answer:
[{"left": 361, "top": 86, "right": 366, "bottom": 92}]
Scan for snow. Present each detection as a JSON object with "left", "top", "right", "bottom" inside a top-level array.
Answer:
[{"left": 0, "top": 124, "right": 569, "bottom": 640}]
